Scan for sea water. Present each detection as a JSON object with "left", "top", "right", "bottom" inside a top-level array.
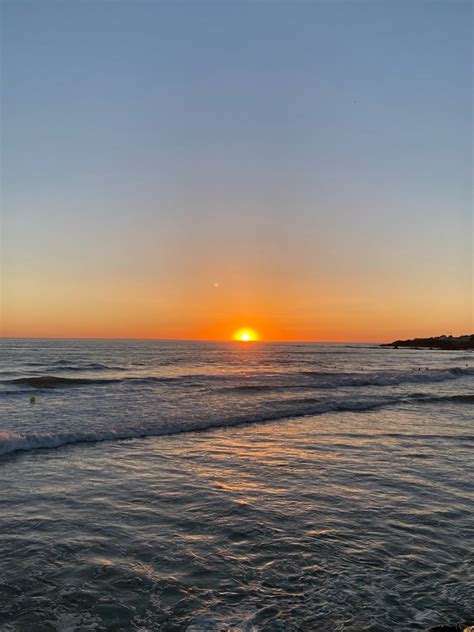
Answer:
[{"left": 0, "top": 339, "right": 473, "bottom": 630}]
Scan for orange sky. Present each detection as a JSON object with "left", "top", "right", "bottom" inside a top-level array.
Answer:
[
  {"left": 2, "top": 260, "right": 472, "bottom": 342},
  {"left": 1, "top": 204, "right": 472, "bottom": 342}
]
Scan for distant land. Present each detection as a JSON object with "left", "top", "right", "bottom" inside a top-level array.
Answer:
[{"left": 381, "top": 334, "right": 474, "bottom": 351}]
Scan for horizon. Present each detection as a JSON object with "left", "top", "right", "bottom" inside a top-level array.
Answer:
[
  {"left": 0, "top": 335, "right": 380, "bottom": 343},
  {"left": 2, "top": 1, "right": 472, "bottom": 340},
  {"left": 1, "top": 332, "right": 472, "bottom": 345}
]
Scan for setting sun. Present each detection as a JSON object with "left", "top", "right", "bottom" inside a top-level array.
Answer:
[{"left": 233, "top": 328, "right": 259, "bottom": 342}]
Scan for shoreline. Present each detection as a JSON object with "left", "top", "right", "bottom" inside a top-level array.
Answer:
[{"left": 381, "top": 334, "right": 474, "bottom": 351}]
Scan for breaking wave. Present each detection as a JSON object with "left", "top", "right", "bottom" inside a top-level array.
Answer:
[
  {"left": 1, "top": 389, "right": 473, "bottom": 457},
  {"left": 0, "top": 397, "right": 390, "bottom": 456}
]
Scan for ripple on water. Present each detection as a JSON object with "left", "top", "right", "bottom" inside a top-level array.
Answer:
[{"left": 1, "top": 403, "right": 473, "bottom": 630}]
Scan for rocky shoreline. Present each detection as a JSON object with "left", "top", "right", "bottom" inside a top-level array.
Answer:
[{"left": 381, "top": 334, "right": 474, "bottom": 351}]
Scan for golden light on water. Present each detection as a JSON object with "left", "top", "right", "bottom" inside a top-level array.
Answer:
[{"left": 233, "top": 328, "right": 259, "bottom": 342}]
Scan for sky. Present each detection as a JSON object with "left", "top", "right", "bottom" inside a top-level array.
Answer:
[{"left": 1, "top": 0, "right": 472, "bottom": 342}]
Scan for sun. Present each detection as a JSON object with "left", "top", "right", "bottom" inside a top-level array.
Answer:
[{"left": 233, "top": 328, "right": 259, "bottom": 342}]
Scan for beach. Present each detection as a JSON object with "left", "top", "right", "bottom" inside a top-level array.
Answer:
[{"left": 0, "top": 339, "right": 473, "bottom": 630}]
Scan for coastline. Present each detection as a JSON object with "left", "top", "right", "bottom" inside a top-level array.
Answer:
[{"left": 381, "top": 335, "right": 474, "bottom": 351}]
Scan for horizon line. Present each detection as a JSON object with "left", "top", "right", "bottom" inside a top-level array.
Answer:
[{"left": 0, "top": 335, "right": 385, "bottom": 344}]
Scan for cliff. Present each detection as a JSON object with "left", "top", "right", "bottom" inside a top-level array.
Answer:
[{"left": 381, "top": 334, "right": 474, "bottom": 351}]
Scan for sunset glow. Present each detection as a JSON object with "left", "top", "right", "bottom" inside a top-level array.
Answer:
[
  {"left": 233, "top": 329, "right": 259, "bottom": 342},
  {"left": 1, "top": 2, "right": 471, "bottom": 343}
]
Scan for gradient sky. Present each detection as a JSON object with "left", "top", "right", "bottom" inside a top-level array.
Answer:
[{"left": 1, "top": 0, "right": 472, "bottom": 341}]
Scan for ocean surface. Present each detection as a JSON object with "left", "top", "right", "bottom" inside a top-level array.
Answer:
[{"left": 0, "top": 338, "right": 473, "bottom": 631}]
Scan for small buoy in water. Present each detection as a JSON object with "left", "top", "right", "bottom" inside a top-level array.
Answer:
[{"left": 30, "top": 396, "right": 36, "bottom": 404}]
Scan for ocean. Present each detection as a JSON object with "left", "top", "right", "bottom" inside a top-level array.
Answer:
[{"left": 0, "top": 339, "right": 473, "bottom": 631}]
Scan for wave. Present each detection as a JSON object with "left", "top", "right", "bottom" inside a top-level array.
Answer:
[
  {"left": 300, "top": 366, "right": 474, "bottom": 383},
  {"left": 7, "top": 376, "right": 123, "bottom": 388},
  {"left": 416, "top": 393, "right": 474, "bottom": 405},
  {"left": 0, "top": 396, "right": 393, "bottom": 457},
  {"left": 442, "top": 394, "right": 474, "bottom": 403},
  {"left": 4, "top": 366, "right": 473, "bottom": 392},
  {"left": 1, "top": 388, "right": 473, "bottom": 457},
  {"left": 2, "top": 373, "right": 268, "bottom": 392},
  {"left": 5, "top": 375, "right": 181, "bottom": 389},
  {"left": 226, "top": 367, "right": 474, "bottom": 393},
  {"left": 23, "top": 360, "right": 128, "bottom": 371},
  {"left": 50, "top": 363, "right": 127, "bottom": 372}
]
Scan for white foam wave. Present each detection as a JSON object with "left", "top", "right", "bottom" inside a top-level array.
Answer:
[
  {"left": 0, "top": 396, "right": 396, "bottom": 457},
  {"left": 1, "top": 368, "right": 472, "bottom": 457}
]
